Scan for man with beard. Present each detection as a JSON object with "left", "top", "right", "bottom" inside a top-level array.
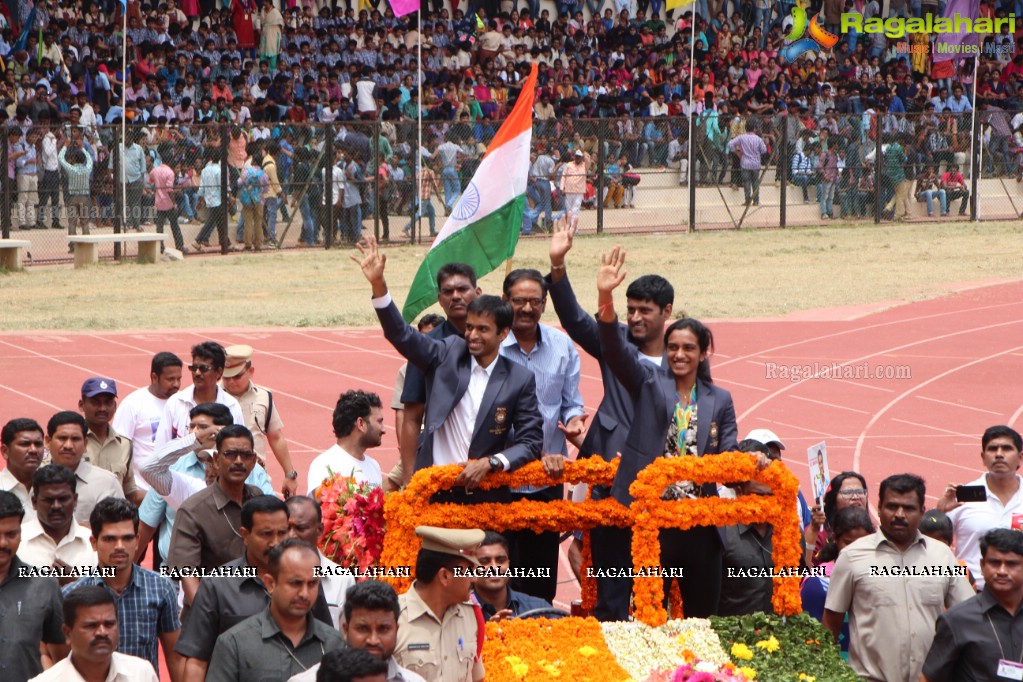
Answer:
[
  {"left": 288, "top": 580, "right": 426, "bottom": 682},
  {"left": 44, "top": 411, "right": 124, "bottom": 525},
  {"left": 79, "top": 378, "right": 139, "bottom": 504},
  {"left": 0, "top": 490, "right": 68, "bottom": 679},
  {"left": 175, "top": 497, "right": 334, "bottom": 681},
  {"left": 28, "top": 586, "right": 158, "bottom": 681},
  {"left": 824, "top": 474, "right": 975, "bottom": 682},
  {"left": 166, "top": 424, "right": 264, "bottom": 608},
  {"left": 112, "top": 352, "right": 183, "bottom": 494},
  {"left": 546, "top": 223, "right": 674, "bottom": 621},
  {"left": 154, "top": 342, "right": 244, "bottom": 448},
  {"left": 18, "top": 465, "right": 97, "bottom": 581},
  {"left": 1, "top": 417, "right": 45, "bottom": 517},
  {"left": 206, "top": 540, "right": 346, "bottom": 681},
  {"left": 63, "top": 497, "right": 181, "bottom": 679},
  {"left": 471, "top": 531, "right": 551, "bottom": 621},
  {"left": 497, "top": 268, "right": 586, "bottom": 602},
  {"left": 307, "top": 390, "right": 384, "bottom": 494}
]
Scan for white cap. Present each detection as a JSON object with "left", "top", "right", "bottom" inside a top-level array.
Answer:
[{"left": 744, "top": 428, "right": 786, "bottom": 450}]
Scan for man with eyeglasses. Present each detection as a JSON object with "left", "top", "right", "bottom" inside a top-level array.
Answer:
[
  {"left": 220, "top": 344, "right": 298, "bottom": 498},
  {"left": 497, "top": 268, "right": 586, "bottom": 603},
  {"left": 166, "top": 424, "right": 265, "bottom": 611},
  {"left": 154, "top": 342, "right": 244, "bottom": 449}
]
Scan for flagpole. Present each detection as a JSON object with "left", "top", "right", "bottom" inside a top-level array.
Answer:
[
  {"left": 686, "top": 9, "right": 696, "bottom": 232},
  {"left": 416, "top": 13, "right": 423, "bottom": 244},
  {"left": 121, "top": 2, "right": 127, "bottom": 229},
  {"left": 968, "top": 54, "right": 980, "bottom": 220}
]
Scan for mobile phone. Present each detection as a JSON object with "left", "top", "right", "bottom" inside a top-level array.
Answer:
[{"left": 955, "top": 485, "right": 987, "bottom": 503}]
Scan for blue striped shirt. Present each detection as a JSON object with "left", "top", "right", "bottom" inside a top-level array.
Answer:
[
  {"left": 63, "top": 564, "right": 181, "bottom": 674},
  {"left": 123, "top": 143, "right": 146, "bottom": 183}
]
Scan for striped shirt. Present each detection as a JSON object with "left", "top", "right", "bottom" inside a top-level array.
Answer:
[
  {"left": 727, "top": 133, "right": 768, "bottom": 170},
  {"left": 58, "top": 147, "right": 93, "bottom": 196},
  {"left": 63, "top": 564, "right": 181, "bottom": 674},
  {"left": 123, "top": 143, "right": 146, "bottom": 183}
]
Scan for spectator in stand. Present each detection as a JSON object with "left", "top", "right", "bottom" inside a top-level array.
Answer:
[
  {"left": 915, "top": 165, "right": 948, "bottom": 217},
  {"left": 148, "top": 143, "right": 186, "bottom": 253},
  {"left": 939, "top": 162, "right": 970, "bottom": 216},
  {"left": 59, "top": 143, "right": 94, "bottom": 240},
  {"left": 727, "top": 121, "right": 767, "bottom": 207},
  {"left": 559, "top": 149, "right": 589, "bottom": 234}
]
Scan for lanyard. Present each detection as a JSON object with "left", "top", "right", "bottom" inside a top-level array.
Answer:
[{"left": 987, "top": 612, "right": 1023, "bottom": 664}]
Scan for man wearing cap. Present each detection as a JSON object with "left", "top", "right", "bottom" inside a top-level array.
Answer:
[
  {"left": 80, "top": 378, "right": 139, "bottom": 505},
  {"left": 744, "top": 428, "right": 815, "bottom": 529},
  {"left": 221, "top": 345, "right": 298, "bottom": 497},
  {"left": 395, "top": 526, "right": 485, "bottom": 682}
]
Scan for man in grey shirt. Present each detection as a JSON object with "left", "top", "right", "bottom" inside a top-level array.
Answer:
[
  {"left": 528, "top": 150, "right": 555, "bottom": 231},
  {"left": 205, "top": 539, "right": 345, "bottom": 682}
]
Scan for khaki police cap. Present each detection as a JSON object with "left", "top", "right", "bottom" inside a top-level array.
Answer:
[
  {"left": 415, "top": 526, "right": 484, "bottom": 566},
  {"left": 223, "top": 344, "right": 253, "bottom": 378}
]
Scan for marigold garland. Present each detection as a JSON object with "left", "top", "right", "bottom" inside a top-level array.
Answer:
[
  {"left": 379, "top": 454, "right": 803, "bottom": 623},
  {"left": 483, "top": 617, "right": 630, "bottom": 682}
]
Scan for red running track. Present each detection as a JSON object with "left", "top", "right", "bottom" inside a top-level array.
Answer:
[{"left": 2, "top": 278, "right": 1022, "bottom": 616}]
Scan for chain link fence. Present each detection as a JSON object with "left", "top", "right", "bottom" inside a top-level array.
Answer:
[{"left": 2, "top": 111, "right": 1017, "bottom": 266}]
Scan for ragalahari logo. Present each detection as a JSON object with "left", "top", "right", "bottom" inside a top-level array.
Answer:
[{"left": 780, "top": 0, "right": 840, "bottom": 63}]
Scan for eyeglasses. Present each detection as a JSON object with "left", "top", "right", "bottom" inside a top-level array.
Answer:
[
  {"left": 838, "top": 488, "right": 868, "bottom": 497},
  {"left": 188, "top": 363, "right": 215, "bottom": 374},
  {"left": 510, "top": 297, "right": 545, "bottom": 307},
  {"left": 219, "top": 450, "right": 257, "bottom": 461}
]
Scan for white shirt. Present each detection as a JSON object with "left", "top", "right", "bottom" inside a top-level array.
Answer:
[
  {"left": 306, "top": 443, "right": 382, "bottom": 494},
  {"left": 153, "top": 385, "right": 244, "bottom": 448},
  {"left": 112, "top": 386, "right": 169, "bottom": 490},
  {"left": 433, "top": 357, "right": 496, "bottom": 466},
  {"left": 318, "top": 553, "right": 355, "bottom": 628},
  {"left": 0, "top": 467, "right": 34, "bottom": 519},
  {"left": 355, "top": 78, "right": 377, "bottom": 113},
  {"left": 70, "top": 461, "right": 125, "bottom": 525},
  {"left": 17, "top": 516, "right": 97, "bottom": 569},
  {"left": 288, "top": 656, "right": 427, "bottom": 682},
  {"left": 947, "top": 473, "right": 1023, "bottom": 589},
  {"left": 29, "top": 652, "right": 159, "bottom": 682}
]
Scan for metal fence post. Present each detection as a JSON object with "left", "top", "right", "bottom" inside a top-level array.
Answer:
[
  {"left": 596, "top": 119, "right": 604, "bottom": 234},
  {"left": 325, "top": 130, "right": 335, "bottom": 250},
  {"left": 373, "top": 119, "right": 381, "bottom": 240},
  {"left": 219, "top": 125, "right": 230, "bottom": 253},
  {"left": 970, "top": 109, "right": 981, "bottom": 221},
  {"left": 2, "top": 138, "right": 9, "bottom": 240},
  {"left": 112, "top": 135, "right": 122, "bottom": 260},
  {"left": 874, "top": 117, "right": 883, "bottom": 224},
  {"left": 688, "top": 112, "right": 695, "bottom": 233},
  {"left": 779, "top": 117, "right": 788, "bottom": 229}
]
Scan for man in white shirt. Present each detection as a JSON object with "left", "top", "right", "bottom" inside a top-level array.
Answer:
[
  {"left": 18, "top": 464, "right": 97, "bottom": 578},
  {"left": 112, "top": 352, "right": 183, "bottom": 493},
  {"left": 307, "top": 390, "right": 384, "bottom": 494},
  {"left": 939, "top": 425, "right": 1023, "bottom": 589},
  {"left": 286, "top": 495, "right": 355, "bottom": 627},
  {"left": 1, "top": 417, "right": 44, "bottom": 516},
  {"left": 154, "top": 342, "right": 243, "bottom": 447},
  {"left": 44, "top": 412, "right": 124, "bottom": 525},
  {"left": 29, "top": 585, "right": 158, "bottom": 682}
]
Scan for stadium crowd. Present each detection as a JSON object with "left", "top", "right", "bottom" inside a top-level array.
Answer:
[
  {"left": 1, "top": 226, "right": 1022, "bottom": 682},
  {"left": 1, "top": 0, "right": 1022, "bottom": 252}
]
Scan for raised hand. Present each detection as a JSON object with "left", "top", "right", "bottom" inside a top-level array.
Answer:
[
  {"left": 597, "top": 246, "right": 627, "bottom": 295},
  {"left": 351, "top": 235, "right": 387, "bottom": 289},
  {"left": 550, "top": 219, "right": 574, "bottom": 268}
]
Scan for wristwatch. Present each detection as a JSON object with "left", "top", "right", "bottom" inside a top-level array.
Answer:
[
  {"left": 487, "top": 455, "right": 503, "bottom": 472},
  {"left": 284, "top": 470, "right": 298, "bottom": 480}
]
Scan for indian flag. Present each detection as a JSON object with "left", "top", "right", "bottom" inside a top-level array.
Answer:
[{"left": 401, "top": 64, "right": 538, "bottom": 322}]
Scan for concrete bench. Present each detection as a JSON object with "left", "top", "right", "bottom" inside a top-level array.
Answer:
[
  {"left": 0, "top": 239, "right": 30, "bottom": 270},
  {"left": 68, "top": 233, "right": 166, "bottom": 268}
]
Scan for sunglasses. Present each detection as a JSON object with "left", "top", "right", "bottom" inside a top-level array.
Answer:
[
  {"left": 188, "top": 363, "right": 215, "bottom": 374},
  {"left": 219, "top": 450, "right": 257, "bottom": 461}
]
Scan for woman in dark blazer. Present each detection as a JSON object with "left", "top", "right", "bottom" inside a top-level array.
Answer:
[{"left": 595, "top": 246, "right": 742, "bottom": 618}]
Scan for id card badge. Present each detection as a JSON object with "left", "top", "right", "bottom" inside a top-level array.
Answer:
[
  {"left": 1011, "top": 514, "right": 1023, "bottom": 531},
  {"left": 997, "top": 659, "right": 1023, "bottom": 680}
]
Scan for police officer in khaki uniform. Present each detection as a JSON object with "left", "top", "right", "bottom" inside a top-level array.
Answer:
[
  {"left": 221, "top": 344, "right": 299, "bottom": 497},
  {"left": 396, "top": 526, "right": 486, "bottom": 682},
  {"left": 79, "top": 378, "right": 140, "bottom": 504}
]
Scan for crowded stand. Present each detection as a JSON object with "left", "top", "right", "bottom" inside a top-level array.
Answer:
[{"left": 0, "top": 0, "right": 1017, "bottom": 257}]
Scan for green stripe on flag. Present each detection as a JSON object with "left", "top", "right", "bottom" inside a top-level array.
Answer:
[{"left": 401, "top": 196, "right": 525, "bottom": 322}]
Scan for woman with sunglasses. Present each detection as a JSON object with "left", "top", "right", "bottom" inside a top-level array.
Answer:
[{"left": 806, "top": 471, "right": 871, "bottom": 566}]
